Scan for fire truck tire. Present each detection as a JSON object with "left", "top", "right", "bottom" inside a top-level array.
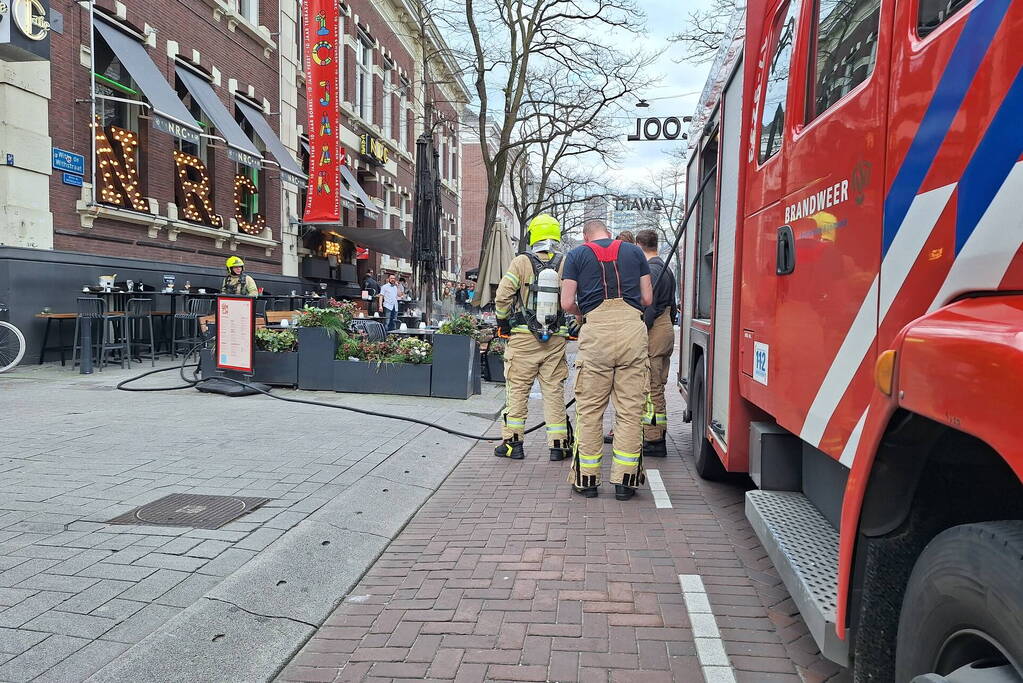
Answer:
[
  {"left": 689, "top": 359, "right": 726, "bottom": 481},
  {"left": 894, "top": 521, "right": 1023, "bottom": 682}
]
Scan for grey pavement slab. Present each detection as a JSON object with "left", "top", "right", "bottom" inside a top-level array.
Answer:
[
  {"left": 87, "top": 599, "right": 311, "bottom": 683},
  {"left": 0, "top": 358, "right": 502, "bottom": 680}
]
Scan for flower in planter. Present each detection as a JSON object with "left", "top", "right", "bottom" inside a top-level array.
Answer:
[
  {"left": 488, "top": 337, "right": 507, "bottom": 356},
  {"left": 325, "top": 298, "right": 358, "bottom": 326},
  {"left": 396, "top": 337, "right": 432, "bottom": 364},
  {"left": 335, "top": 331, "right": 364, "bottom": 361},
  {"left": 439, "top": 314, "right": 481, "bottom": 339},
  {"left": 296, "top": 306, "right": 347, "bottom": 337},
  {"left": 255, "top": 328, "right": 297, "bottom": 352}
]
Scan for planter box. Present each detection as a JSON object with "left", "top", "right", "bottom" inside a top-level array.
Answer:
[
  {"left": 431, "top": 334, "right": 478, "bottom": 399},
  {"left": 253, "top": 351, "right": 298, "bottom": 386},
  {"left": 297, "top": 327, "right": 335, "bottom": 391},
  {"left": 333, "top": 360, "right": 431, "bottom": 396},
  {"left": 485, "top": 353, "right": 505, "bottom": 383}
]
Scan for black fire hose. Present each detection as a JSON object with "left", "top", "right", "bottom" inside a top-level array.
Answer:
[{"left": 116, "top": 341, "right": 575, "bottom": 442}]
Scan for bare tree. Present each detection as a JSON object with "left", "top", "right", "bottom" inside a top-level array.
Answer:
[
  {"left": 670, "top": 0, "right": 738, "bottom": 65},
  {"left": 461, "top": 0, "right": 652, "bottom": 262}
]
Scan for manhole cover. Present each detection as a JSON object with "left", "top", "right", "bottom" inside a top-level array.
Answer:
[{"left": 107, "top": 494, "right": 271, "bottom": 529}]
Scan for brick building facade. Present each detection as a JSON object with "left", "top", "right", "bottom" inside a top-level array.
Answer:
[
  {"left": 0, "top": 0, "right": 466, "bottom": 361},
  {"left": 459, "top": 115, "right": 525, "bottom": 276}
]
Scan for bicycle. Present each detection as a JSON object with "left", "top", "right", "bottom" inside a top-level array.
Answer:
[{"left": 0, "top": 302, "right": 26, "bottom": 373}]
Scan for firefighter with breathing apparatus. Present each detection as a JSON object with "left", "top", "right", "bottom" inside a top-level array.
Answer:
[
  {"left": 222, "top": 256, "right": 258, "bottom": 296},
  {"left": 493, "top": 214, "right": 571, "bottom": 462}
]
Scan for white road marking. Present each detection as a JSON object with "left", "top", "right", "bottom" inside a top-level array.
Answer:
[
  {"left": 679, "top": 573, "right": 737, "bottom": 683},
  {"left": 646, "top": 469, "right": 672, "bottom": 508},
  {"left": 800, "top": 182, "right": 955, "bottom": 447}
]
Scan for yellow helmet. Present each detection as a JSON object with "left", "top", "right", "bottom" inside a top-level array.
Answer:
[
  {"left": 527, "top": 214, "right": 561, "bottom": 246},
  {"left": 226, "top": 256, "right": 245, "bottom": 272}
]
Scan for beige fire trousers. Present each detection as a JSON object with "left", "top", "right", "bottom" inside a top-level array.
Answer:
[
  {"left": 644, "top": 310, "right": 674, "bottom": 442},
  {"left": 569, "top": 298, "right": 649, "bottom": 488},
  {"left": 501, "top": 334, "right": 569, "bottom": 446}
]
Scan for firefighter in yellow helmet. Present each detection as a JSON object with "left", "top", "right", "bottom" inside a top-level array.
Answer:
[
  {"left": 493, "top": 214, "right": 571, "bottom": 462},
  {"left": 222, "top": 256, "right": 258, "bottom": 296},
  {"left": 562, "top": 218, "right": 653, "bottom": 500}
]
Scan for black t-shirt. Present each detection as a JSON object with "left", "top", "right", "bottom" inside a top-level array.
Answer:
[{"left": 563, "top": 238, "right": 651, "bottom": 315}]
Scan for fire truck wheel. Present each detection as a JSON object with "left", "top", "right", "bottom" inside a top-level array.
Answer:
[
  {"left": 689, "top": 359, "right": 726, "bottom": 481},
  {"left": 895, "top": 521, "right": 1023, "bottom": 683}
]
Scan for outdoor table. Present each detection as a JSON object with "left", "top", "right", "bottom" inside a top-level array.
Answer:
[{"left": 387, "top": 328, "right": 435, "bottom": 339}]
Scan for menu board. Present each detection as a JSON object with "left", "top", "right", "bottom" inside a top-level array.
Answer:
[{"left": 216, "top": 297, "right": 254, "bottom": 373}]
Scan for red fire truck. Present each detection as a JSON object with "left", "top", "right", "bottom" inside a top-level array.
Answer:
[{"left": 679, "top": 0, "right": 1023, "bottom": 678}]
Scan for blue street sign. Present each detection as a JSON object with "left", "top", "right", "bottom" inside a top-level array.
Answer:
[
  {"left": 62, "top": 172, "right": 83, "bottom": 187},
  {"left": 52, "top": 148, "right": 85, "bottom": 175},
  {"left": 5, "top": 154, "right": 13, "bottom": 166}
]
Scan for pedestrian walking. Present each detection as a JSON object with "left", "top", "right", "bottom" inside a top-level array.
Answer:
[
  {"left": 493, "top": 214, "right": 571, "bottom": 462},
  {"left": 455, "top": 283, "right": 467, "bottom": 311},
  {"left": 636, "top": 229, "right": 676, "bottom": 457},
  {"left": 617, "top": 230, "right": 635, "bottom": 243},
  {"left": 379, "top": 274, "right": 400, "bottom": 331},
  {"left": 561, "top": 218, "right": 653, "bottom": 500}
]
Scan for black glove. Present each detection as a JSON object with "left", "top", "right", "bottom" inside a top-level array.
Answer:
[
  {"left": 497, "top": 318, "right": 512, "bottom": 338},
  {"left": 567, "top": 322, "right": 581, "bottom": 340}
]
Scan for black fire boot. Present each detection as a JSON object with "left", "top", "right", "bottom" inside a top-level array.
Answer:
[
  {"left": 614, "top": 484, "right": 636, "bottom": 501},
  {"left": 549, "top": 440, "right": 569, "bottom": 462},
  {"left": 494, "top": 437, "right": 525, "bottom": 460},
  {"left": 643, "top": 439, "right": 667, "bottom": 458},
  {"left": 572, "top": 473, "right": 599, "bottom": 498}
]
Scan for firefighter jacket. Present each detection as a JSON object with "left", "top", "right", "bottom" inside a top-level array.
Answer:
[
  {"left": 494, "top": 252, "right": 568, "bottom": 337},
  {"left": 221, "top": 274, "right": 258, "bottom": 296},
  {"left": 644, "top": 256, "right": 677, "bottom": 328}
]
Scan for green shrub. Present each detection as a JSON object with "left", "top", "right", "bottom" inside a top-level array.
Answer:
[{"left": 255, "top": 328, "right": 297, "bottom": 352}]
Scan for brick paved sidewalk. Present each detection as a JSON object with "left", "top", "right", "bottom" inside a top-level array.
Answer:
[{"left": 279, "top": 388, "right": 848, "bottom": 683}]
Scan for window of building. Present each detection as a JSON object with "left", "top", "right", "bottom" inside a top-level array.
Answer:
[
  {"left": 238, "top": 0, "right": 258, "bottom": 24},
  {"left": 808, "top": 0, "right": 881, "bottom": 119},
  {"left": 399, "top": 77, "right": 411, "bottom": 151},
  {"left": 919, "top": 0, "right": 969, "bottom": 34},
  {"left": 337, "top": 15, "right": 345, "bottom": 102},
  {"left": 382, "top": 67, "right": 393, "bottom": 140},
  {"left": 355, "top": 34, "right": 373, "bottom": 122},
  {"left": 93, "top": 37, "right": 141, "bottom": 132},
  {"left": 174, "top": 77, "right": 210, "bottom": 163},
  {"left": 236, "top": 115, "right": 265, "bottom": 223},
  {"left": 758, "top": 0, "right": 801, "bottom": 163}
]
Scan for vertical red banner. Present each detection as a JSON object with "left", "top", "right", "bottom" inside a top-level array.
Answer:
[{"left": 303, "top": 0, "right": 341, "bottom": 223}]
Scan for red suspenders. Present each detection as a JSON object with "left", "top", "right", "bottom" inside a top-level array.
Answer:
[{"left": 583, "top": 239, "right": 623, "bottom": 299}]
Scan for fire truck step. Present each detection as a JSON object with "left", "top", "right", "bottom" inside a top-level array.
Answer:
[{"left": 745, "top": 490, "right": 849, "bottom": 667}]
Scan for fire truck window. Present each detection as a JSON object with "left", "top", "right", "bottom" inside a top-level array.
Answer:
[
  {"left": 696, "top": 133, "right": 719, "bottom": 320},
  {"left": 759, "top": 0, "right": 802, "bottom": 163},
  {"left": 919, "top": 0, "right": 969, "bottom": 34},
  {"left": 809, "top": 0, "right": 881, "bottom": 119}
]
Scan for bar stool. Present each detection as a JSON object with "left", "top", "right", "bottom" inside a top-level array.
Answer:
[
  {"left": 254, "top": 297, "right": 270, "bottom": 328},
  {"left": 125, "top": 298, "right": 157, "bottom": 367},
  {"left": 72, "top": 297, "right": 126, "bottom": 371},
  {"left": 171, "top": 297, "right": 212, "bottom": 359}
]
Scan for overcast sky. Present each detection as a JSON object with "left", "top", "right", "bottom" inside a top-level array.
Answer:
[{"left": 610, "top": 0, "right": 716, "bottom": 187}]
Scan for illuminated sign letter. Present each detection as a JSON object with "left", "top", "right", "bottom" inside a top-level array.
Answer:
[
  {"left": 95, "top": 122, "right": 150, "bottom": 212},
  {"left": 233, "top": 174, "right": 266, "bottom": 235},
  {"left": 173, "top": 150, "right": 223, "bottom": 228}
]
